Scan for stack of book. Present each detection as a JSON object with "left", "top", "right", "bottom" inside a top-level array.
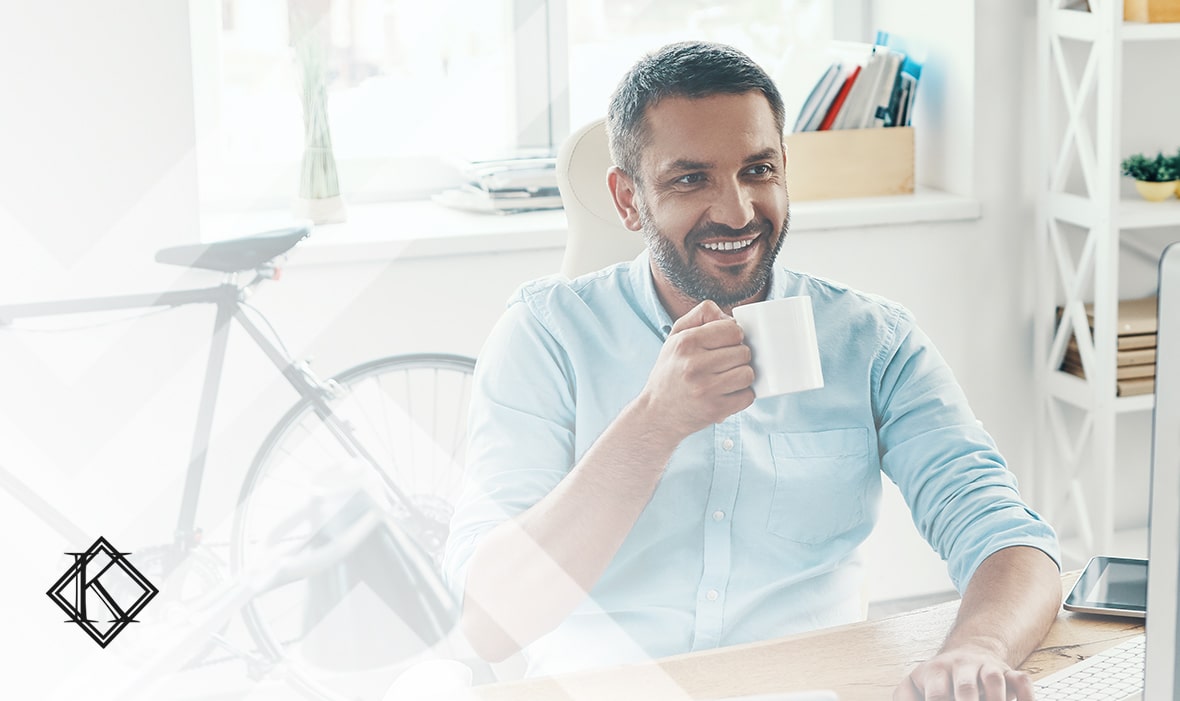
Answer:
[
  {"left": 791, "top": 31, "right": 922, "bottom": 134},
  {"left": 433, "top": 156, "right": 563, "bottom": 214},
  {"left": 1058, "top": 296, "right": 1158, "bottom": 397}
]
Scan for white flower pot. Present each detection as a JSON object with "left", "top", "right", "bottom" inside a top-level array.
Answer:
[{"left": 293, "top": 195, "right": 348, "bottom": 224}]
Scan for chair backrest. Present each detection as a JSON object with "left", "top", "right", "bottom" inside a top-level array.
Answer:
[{"left": 556, "top": 118, "right": 644, "bottom": 279}]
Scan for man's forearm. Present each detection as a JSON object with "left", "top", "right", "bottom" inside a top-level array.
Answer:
[
  {"left": 459, "top": 395, "right": 681, "bottom": 661},
  {"left": 942, "top": 545, "right": 1062, "bottom": 666}
]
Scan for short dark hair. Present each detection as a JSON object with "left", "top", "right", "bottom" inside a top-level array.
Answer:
[{"left": 606, "top": 41, "right": 786, "bottom": 181}]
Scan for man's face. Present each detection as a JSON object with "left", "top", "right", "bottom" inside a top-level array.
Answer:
[{"left": 622, "top": 91, "right": 789, "bottom": 313}]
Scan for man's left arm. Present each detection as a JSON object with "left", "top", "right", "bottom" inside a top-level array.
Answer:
[
  {"left": 872, "top": 309, "right": 1063, "bottom": 700},
  {"left": 894, "top": 545, "right": 1062, "bottom": 701}
]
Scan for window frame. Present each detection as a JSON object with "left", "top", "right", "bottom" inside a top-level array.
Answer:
[{"left": 190, "top": 0, "right": 872, "bottom": 212}]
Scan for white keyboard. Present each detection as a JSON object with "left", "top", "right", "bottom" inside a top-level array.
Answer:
[{"left": 1033, "top": 634, "right": 1145, "bottom": 701}]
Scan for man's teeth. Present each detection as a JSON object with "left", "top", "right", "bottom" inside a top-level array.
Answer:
[{"left": 701, "top": 238, "right": 754, "bottom": 251}]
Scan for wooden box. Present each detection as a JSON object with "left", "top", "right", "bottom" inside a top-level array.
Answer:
[
  {"left": 784, "top": 127, "right": 915, "bottom": 201},
  {"left": 1125, "top": 0, "right": 1180, "bottom": 22}
]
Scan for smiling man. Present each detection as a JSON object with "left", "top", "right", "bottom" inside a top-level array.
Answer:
[{"left": 444, "top": 42, "right": 1062, "bottom": 700}]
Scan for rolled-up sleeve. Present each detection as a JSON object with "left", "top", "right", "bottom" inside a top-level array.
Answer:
[
  {"left": 442, "top": 295, "right": 577, "bottom": 605},
  {"left": 873, "top": 307, "right": 1061, "bottom": 591}
]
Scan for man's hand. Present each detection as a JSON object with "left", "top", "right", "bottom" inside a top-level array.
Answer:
[
  {"left": 894, "top": 642, "right": 1036, "bottom": 700},
  {"left": 894, "top": 547, "right": 1060, "bottom": 701},
  {"left": 637, "top": 299, "right": 755, "bottom": 442}
]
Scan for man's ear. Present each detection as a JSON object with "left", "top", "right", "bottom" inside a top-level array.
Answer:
[{"left": 607, "top": 166, "right": 644, "bottom": 232}]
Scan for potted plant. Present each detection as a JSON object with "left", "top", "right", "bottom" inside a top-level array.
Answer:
[{"left": 1120, "top": 152, "right": 1179, "bottom": 202}]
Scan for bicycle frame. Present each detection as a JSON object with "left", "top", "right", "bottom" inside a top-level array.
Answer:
[
  {"left": 2, "top": 284, "right": 248, "bottom": 548},
  {"left": 0, "top": 280, "right": 422, "bottom": 554}
]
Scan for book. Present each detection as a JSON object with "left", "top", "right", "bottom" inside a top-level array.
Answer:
[
  {"left": 1064, "top": 345, "right": 1156, "bottom": 367},
  {"left": 875, "top": 30, "right": 923, "bottom": 127},
  {"left": 1060, "top": 360, "right": 1155, "bottom": 381},
  {"left": 831, "top": 48, "right": 885, "bottom": 130},
  {"left": 1067, "top": 334, "right": 1156, "bottom": 352},
  {"left": 1056, "top": 296, "right": 1159, "bottom": 337},
  {"left": 432, "top": 184, "right": 564, "bottom": 214},
  {"left": 460, "top": 156, "right": 558, "bottom": 192},
  {"left": 793, "top": 62, "right": 844, "bottom": 132},
  {"left": 1117, "top": 377, "right": 1155, "bottom": 397},
  {"left": 869, "top": 50, "right": 905, "bottom": 128},
  {"left": 885, "top": 73, "right": 908, "bottom": 127},
  {"left": 1088, "top": 296, "right": 1158, "bottom": 335},
  {"left": 892, "top": 73, "right": 916, "bottom": 127},
  {"left": 803, "top": 65, "right": 852, "bottom": 132},
  {"left": 845, "top": 47, "right": 904, "bottom": 130},
  {"left": 817, "top": 65, "right": 861, "bottom": 131}
]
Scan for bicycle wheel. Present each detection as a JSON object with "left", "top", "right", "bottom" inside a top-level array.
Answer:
[{"left": 231, "top": 353, "right": 477, "bottom": 698}]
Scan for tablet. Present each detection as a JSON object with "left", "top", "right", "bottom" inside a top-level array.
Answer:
[{"left": 1063, "top": 555, "right": 1148, "bottom": 618}]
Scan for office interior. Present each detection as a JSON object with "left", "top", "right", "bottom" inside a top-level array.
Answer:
[{"left": 1, "top": 0, "right": 1177, "bottom": 698}]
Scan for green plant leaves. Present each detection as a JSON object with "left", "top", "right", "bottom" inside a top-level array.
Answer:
[{"left": 1120, "top": 151, "right": 1180, "bottom": 183}]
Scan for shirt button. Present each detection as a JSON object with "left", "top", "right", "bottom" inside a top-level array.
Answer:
[
  {"left": 722, "top": 438, "right": 735, "bottom": 451},
  {"left": 706, "top": 589, "right": 719, "bottom": 601},
  {"left": 712, "top": 510, "right": 725, "bottom": 522}
]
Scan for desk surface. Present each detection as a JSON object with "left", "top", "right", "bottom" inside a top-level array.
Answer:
[{"left": 467, "top": 573, "right": 1144, "bottom": 701}]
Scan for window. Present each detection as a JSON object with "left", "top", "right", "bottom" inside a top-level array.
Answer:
[
  {"left": 566, "top": 1, "right": 844, "bottom": 137},
  {"left": 190, "top": 0, "right": 868, "bottom": 212}
]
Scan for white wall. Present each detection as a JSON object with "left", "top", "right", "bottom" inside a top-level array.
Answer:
[
  {"left": 0, "top": 3, "right": 200, "bottom": 302},
  {"left": 0, "top": 2, "right": 206, "bottom": 697}
]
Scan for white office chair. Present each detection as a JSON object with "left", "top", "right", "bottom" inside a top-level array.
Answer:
[{"left": 556, "top": 118, "right": 645, "bottom": 279}]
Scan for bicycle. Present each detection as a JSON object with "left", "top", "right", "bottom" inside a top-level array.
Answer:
[{"left": 0, "top": 226, "right": 479, "bottom": 699}]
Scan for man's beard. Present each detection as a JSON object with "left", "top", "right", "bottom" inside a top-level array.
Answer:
[{"left": 639, "top": 199, "right": 788, "bottom": 308}]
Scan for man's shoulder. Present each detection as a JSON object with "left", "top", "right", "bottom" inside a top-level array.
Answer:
[
  {"left": 510, "top": 261, "right": 634, "bottom": 312},
  {"left": 784, "top": 268, "right": 911, "bottom": 324},
  {"left": 499, "top": 261, "right": 643, "bottom": 352}
]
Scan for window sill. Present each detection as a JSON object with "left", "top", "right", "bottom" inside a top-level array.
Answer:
[{"left": 199, "top": 187, "right": 981, "bottom": 266}]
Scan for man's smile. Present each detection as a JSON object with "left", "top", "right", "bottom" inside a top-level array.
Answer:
[{"left": 699, "top": 234, "right": 758, "bottom": 252}]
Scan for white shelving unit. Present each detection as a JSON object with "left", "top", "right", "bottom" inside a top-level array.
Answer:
[{"left": 1036, "top": 0, "right": 1180, "bottom": 560}]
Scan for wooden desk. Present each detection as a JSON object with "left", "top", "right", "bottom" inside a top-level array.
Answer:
[{"left": 466, "top": 573, "right": 1144, "bottom": 700}]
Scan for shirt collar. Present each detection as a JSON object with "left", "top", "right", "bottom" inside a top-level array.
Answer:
[
  {"left": 765, "top": 264, "right": 788, "bottom": 300},
  {"left": 628, "top": 250, "right": 792, "bottom": 339},
  {"left": 628, "top": 249, "right": 676, "bottom": 339}
]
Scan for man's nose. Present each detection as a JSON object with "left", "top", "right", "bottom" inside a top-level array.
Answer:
[{"left": 709, "top": 178, "right": 756, "bottom": 230}]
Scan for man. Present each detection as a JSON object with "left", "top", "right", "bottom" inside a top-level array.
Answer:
[{"left": 444, "top": 41, "right": 1061, "bottom": 700}]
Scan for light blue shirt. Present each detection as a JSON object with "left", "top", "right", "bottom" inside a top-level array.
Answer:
[{"left": 444, "top": 252, "right": 1059, "bottom": 676}]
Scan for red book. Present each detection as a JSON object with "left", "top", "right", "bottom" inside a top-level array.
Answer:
[{"left": 817, "top": 65, "right": 861, "bottom": 131}]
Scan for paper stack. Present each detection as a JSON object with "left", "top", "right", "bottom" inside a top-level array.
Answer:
[
  {"left": 433, "top": 157, "right": 563, "bottom": 214},
  {"left": 1058, "top": 296, "right": 1158, "bottom": 397}
]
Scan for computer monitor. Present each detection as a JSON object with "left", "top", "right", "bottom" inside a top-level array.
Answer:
[{"left": 1144, "top": 241, "right": 1180, "bottom": 700}]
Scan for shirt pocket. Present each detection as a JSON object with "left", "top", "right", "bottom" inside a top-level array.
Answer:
[{"left": 766, "top": 427, "right": 871, "bottom": 544}]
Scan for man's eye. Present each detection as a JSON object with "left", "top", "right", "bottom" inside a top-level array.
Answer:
[
  {"left": 746, "top": 164, "right": 773, "bottom": 176},
  {"left": 675, "top": 173, "right": 705, "bottom": 185}
]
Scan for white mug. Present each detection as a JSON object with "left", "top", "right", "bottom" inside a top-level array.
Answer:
[{"left": 732, "top": 295, "right": 824, "bottom": 398}]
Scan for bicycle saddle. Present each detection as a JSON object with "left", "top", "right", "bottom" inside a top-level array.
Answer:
[{"left": 155, "top": 226, "right": 311, "bottom": 273}]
